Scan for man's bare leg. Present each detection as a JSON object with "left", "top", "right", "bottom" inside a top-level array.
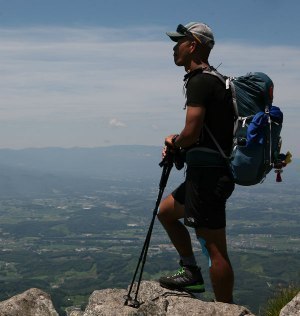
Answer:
[
  {"left": 196, "top": 227, "right": 234, "bottom": 303},
  {"left": 157, "top": 194, "right": 193, "bottom": 257},
  {"left": 158, "top": 194, "right": 205, "bottom": 293}
]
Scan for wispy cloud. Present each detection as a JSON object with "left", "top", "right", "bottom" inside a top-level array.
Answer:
[
  {"left": 0, "top": 26, "right": 299, "bottom": 155},
  {"left": 109, "top": 118, "right": 127, "bottom": 128}
]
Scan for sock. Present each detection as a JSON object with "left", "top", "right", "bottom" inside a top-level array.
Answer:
[{"left": 180, "top": 255, "right": 197, "bottom": 267}]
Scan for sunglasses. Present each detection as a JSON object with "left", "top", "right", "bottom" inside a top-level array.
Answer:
[{"left": 176, "top": 24, "right": 211, "bottom": 47}]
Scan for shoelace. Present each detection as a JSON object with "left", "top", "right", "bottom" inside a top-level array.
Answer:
[{"left": 172, "top": 267, "right": 185, "bottom": 277}]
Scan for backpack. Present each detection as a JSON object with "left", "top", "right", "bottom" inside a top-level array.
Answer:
[{"left": 203, "top": 70, "right": 290, "bottom": 186}]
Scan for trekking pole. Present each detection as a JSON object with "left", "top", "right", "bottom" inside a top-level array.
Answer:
[{"left": 124, "top": 149, "right": 174, "bottom": 308}]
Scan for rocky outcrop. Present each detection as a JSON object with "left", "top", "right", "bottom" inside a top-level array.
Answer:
[
  {"left": 280, "top": 291, "right": 300, "bottom": 316},
  {"left": 80, "top": 281, "right": 254, "bottom": 316},
  {"left": 3, "top": 283, "right": 299, "bottom": 316},
  {"left": 0, "top": 288, "right": 58, "bottom": 316}
]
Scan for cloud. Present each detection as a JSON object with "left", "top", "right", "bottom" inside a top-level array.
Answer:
[
  {"left": 0, "top": 26, "right": 299, "bottom": 155},
  {"left": 109, "top": 118, "right": 127, "bottom": 128}
]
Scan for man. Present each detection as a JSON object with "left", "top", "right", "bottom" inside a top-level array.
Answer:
[{"left": 157, "top": 22, "right": 235, "bottom": 303}]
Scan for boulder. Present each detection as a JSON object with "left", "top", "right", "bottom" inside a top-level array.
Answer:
[
  {"left": 66, "top": 306, "right": 84, "bottom": 316},
  {"left": 82, "top": 281, "right": 255, "bottom": 316},
  {"left": 280, "top": 292, "right": 300, "bottom": 316},
  {"left": 0, "top": 288, "right": 58, "bottom": 316}
]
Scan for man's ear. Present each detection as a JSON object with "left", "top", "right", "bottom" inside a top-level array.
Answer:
[{"left": 189, "top": 41, "right": 197, "bottom": 53}]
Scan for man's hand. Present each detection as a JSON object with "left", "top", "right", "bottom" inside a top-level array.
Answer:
[
  {"left": 162, "top": 134, "right": 178, "bottom": 160},
  {"left": 165, "top": 134, "right": 178, "bottom": 148}
]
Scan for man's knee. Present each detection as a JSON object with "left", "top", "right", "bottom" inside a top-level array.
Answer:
[
  {"left": 157, "top": 198, "right": 172, "bottom": 223},
  {"left": 157, "top": 194, "right": 184, "bottom": 223}
]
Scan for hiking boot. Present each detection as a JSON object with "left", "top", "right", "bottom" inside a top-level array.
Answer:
[{"left": 159, "top": 262, "right": 205, "bottom": 293}]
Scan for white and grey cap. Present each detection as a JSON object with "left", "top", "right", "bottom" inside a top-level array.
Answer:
[{"left": 166, "top": 22, "right": 215, "bottom": 49}]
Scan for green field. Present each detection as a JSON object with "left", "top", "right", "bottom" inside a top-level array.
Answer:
[{"left": 0, "top": 181, "right": 299, "bottom": 316}]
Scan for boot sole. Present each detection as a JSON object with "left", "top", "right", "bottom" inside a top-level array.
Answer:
[{"left": 159, "top": 282, "right": 205, "bottom": 294}]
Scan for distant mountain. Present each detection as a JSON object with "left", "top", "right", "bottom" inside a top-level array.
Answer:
[
  {"left": 0, "top": 146, "right": 162, "bottom": 179},
  {"left": 0, "top": 145, "right": 297, "bottom": 197},
  {"left": 0, "top": 146, "right": 178, "bottom": 197}
]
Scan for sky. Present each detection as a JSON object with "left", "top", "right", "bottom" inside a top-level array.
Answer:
[{"left": 0, "top": 0, "right": 299, "bottom": 157}]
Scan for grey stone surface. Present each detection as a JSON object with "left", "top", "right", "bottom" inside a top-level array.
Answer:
[
  {"left": 7, "top": 283, "right": 300, "bottom": 315},
  {"left": 82, "top": 281, "right": 255, "bottom": 316},
  {"left": 280, "top": 292, "right": 300, "bottom": 316},
  {"left": 0, "top": 288, "right": 58, "bottom": 316},
  {"left": 66, "top": 306, "right": 84, "bottom": 316}
]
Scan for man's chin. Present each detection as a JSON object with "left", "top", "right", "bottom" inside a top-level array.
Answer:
[{"left": 174, "top": 60, "right": 183, "bottom": 66}]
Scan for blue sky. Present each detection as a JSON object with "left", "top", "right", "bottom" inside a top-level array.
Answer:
[{"left": 0, "top": 0, "right": 299, "bottom": 157}]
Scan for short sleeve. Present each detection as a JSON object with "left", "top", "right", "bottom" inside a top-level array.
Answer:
[{"left": 185, "top": 74, "right": 213, "bottom": 108}]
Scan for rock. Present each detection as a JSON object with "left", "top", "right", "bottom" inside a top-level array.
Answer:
[
  {"left": 66, "top": 306, "right": 84, "bottom": 316},
  {"left": 0, "top": 288, "right": 58, "bottom": 316},
  {"left": 1, "top": 284, "right": 299, "bottom": 316},
  {"left": 280, "top": 292, "right": 300, "bottom": 316},
  {"left": 82, "top": 281, "right": 255, "bottom": 316},
  {"left": 69, "top": 312, "right": 84, "bottom": 316}
]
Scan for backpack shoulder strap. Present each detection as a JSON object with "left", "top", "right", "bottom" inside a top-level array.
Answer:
[
  {"left": 202, "top": 69, "right": 239, "bottom": 153},
  {"left": 203, "top": 69, "right": 226, "bottom": 85},
  {"left": 203, "top": 69, "right": 239, "bottom": 120}
]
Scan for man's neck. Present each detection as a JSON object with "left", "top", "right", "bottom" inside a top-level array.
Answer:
[{"left": 185, "top": 61, "right": 210, "bottom": 73}]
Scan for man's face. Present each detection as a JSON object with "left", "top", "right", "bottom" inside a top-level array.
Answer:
[{"left": 173, "top": 37, "right": 193, "bottom": 67}]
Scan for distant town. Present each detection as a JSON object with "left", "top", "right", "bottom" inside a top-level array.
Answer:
[{"left": 0, "top": 146, "right": 299, "bottom": 315}]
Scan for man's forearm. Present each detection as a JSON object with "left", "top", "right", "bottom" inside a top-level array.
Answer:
[{"left": 173, "top": 129, "right": 199, "bottom": 148}]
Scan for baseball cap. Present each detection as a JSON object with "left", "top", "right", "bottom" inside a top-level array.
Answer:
[{"left": 166, "top": 22, "right": 215, "bottom": 49}]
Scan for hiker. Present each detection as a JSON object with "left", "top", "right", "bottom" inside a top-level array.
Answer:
[{"left": 157, "top": 22, "right": 235, "bottom": 303}]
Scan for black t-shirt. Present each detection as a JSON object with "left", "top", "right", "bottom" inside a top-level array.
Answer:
[{"left": 184, "top": 68, "right": 234, "bottom": 155}]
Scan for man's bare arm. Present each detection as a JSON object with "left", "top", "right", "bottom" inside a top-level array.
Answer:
[{"left": 165, "top": 104, "right": 205, "bottom": 148}]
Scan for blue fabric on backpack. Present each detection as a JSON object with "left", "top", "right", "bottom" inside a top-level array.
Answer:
[
  {"left": 270, "top": 105, "right": 283, "bottom": 123},
  {"left": 247, "top": 105, "right": 283, "bottom": 146},
  {"left": 247, "top": 112, "right": 268, "bottom": 146}
]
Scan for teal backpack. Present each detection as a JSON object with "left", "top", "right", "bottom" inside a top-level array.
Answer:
[{"left": 203, "top": 70, "right": 290, "bottom": 186}]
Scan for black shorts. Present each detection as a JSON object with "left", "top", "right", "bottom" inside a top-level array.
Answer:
[{"left": 172, "top": 166, "right": 235, "bottom": 229}]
